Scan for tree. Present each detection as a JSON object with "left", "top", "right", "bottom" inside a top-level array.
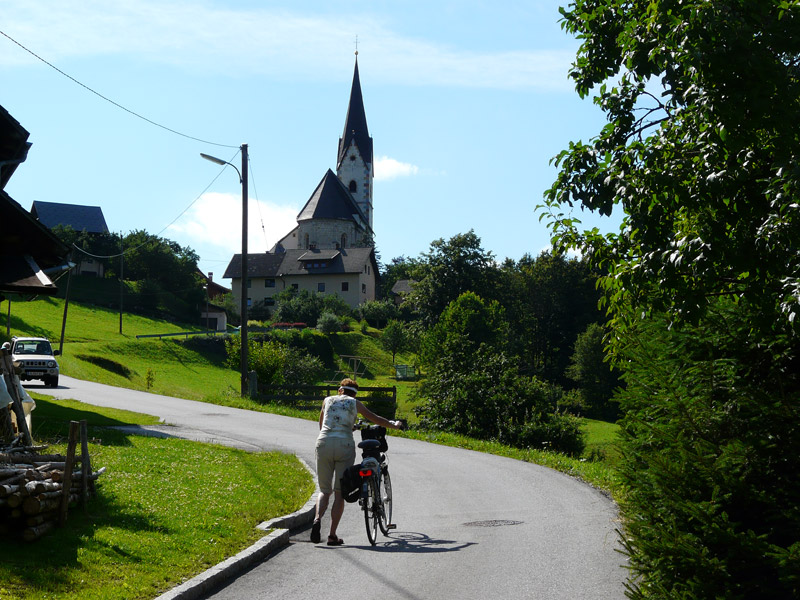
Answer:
[
  {"left": 381, "top": 319, "right": 408, "bottom": 364},
  {"left": 503, "top": 252, "right": 602, "bottom": 384},
  {"left": 565, "top": 322, "right": 620, "bottom": 420},
  {"left": 409, "top": 230, "right": 500, "bottom": 326},
  {"left": 544, "top": 1, "right": 800, "bottom": 596},
  {"left": 358, "top": 299, "right": 399, "bottom": 328}
]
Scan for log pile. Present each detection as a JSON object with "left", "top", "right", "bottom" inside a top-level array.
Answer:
[{"left": 0, "top": 420, "right": 105, "bottom": 541}]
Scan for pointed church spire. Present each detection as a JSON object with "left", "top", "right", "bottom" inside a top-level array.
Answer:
[{"left": 337, "top": 55, "right": 372, "bottom": 169}]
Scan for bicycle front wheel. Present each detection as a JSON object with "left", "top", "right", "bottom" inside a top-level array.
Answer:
[
  {"left": 378, "top": 468, "right": 392, "bottom": 535},
  {"left": 364, "top": 477, "right": 379, "bottom": 546}
]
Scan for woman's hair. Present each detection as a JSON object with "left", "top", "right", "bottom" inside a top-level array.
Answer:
[{"left": 339, "top": 378, "right": 359, "bottom": 396}]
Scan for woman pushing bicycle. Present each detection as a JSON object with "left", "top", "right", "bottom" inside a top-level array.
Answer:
[{"left": 311, "top": 378, "right": 402, "bottom": 546}]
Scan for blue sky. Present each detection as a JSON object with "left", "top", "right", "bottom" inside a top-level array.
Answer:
[{"left": 1, "top": 0, "right": 619, "bottom": 283}]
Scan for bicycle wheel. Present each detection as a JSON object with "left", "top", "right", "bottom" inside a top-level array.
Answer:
[
  {"left": 364, "top": 477, "right": 379, "bottom": 546},
  {"left": 378, "top": 468, "right": 393, "bottom": 535}
]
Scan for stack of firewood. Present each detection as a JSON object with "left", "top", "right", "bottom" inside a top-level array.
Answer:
[{"left": 0, "top": 421, "right": 105, "bottom": 542}]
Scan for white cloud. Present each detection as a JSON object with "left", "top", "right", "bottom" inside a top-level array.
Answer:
[
  {"left": 0, "top": 0, "right": 573, "bottom": 90},
  {"left": 168, "top": 191, "right": 298, "bottom": 255},
  {"left": 374, "top": 156, "right": 419, "bottom": 181}
]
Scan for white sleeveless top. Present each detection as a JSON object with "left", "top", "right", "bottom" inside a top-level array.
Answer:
[{"left": 319, "top": 394, "right": 358, "bottom": 440}]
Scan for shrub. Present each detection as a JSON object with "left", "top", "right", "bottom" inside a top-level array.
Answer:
[{"left": 316, "top": 311, "right": 341, "bottom": 334}]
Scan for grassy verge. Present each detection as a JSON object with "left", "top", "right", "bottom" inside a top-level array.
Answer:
[
  {"left": 0, "top": 395, "right": 314, "bottom": 600},
  {"left": 5, "top": 298, "right": 622, "bottom": 500}
]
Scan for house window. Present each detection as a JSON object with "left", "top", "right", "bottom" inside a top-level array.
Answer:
[
  {"left": 362, "top": 284, "right": 367, "bottom": 294},
  {"left": 246, "top": 279, "right": 252, "bottom": 289},
  {"left": 291, "top": 283, "right": 299, "bottom": 290},
  {"left": 264, "top": 298, "right": 275, "bottom": 306},
  {"left": 247, "top": 298, "right": 252, "bottom": 307},
  {"left": 318, "top": 283, "right": 326, "bottom": 292},
  {"left": 349, "top": 180, "right": 357, "bottom": 193},
  {"left": 341, "top": 282, "right": 349, "bottom": 292},
  {"left": 265, "top": 279, "right": 275, "bottom": 288}
]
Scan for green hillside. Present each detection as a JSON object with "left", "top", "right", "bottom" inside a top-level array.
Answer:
[{"left": 0, "top": 297, "right": 418, "bottom": 408}]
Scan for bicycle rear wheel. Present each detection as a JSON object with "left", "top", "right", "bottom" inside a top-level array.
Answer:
[
  {"left": 378, "top": 468, "right": 392, "bottom": 535},
  {"left": 364, "top": 477, "right": 379, "bottom": 546}
]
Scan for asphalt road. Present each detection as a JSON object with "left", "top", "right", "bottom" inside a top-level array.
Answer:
[{"left": 33, "top": 376, "right": 627, "bottom": 599}]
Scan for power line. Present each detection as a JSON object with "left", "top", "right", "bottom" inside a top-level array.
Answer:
[
  {"left": 71, "top": 149, "right": 241, "bottom": 259},
  {"left": 0, "top": 29, "right": 239, "bottom": 149},
  {"left": 247, "top": 155, "right": 271, "bottom": 250}
]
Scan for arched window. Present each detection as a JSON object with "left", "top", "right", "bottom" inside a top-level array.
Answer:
[
  {"left": 341, "top": 234, "right": 347, "bottom": 249},
  {"left": 304, "top": 233, "right": 309, "bottom": 249},
  {"left": 349, "top": 180, "right": 357, "bottom": 193}
]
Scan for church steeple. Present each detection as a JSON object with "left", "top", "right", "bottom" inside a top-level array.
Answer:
[
  {"left": 338, "top": 57, "right": 372, "bottom": 168},
  {"left": 337, "top": 55, "right": 374, "bottom": 230}
]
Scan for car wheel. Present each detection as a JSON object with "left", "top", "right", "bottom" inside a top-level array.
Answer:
[{"left": 46, "top": 376, "right": 59, "bottom": 388}]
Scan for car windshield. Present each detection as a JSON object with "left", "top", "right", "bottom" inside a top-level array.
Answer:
[{"left": 14, "top": 341, "right": 53, "bottom": 355}]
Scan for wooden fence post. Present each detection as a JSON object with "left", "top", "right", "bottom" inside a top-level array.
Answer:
[{"left": 59, "top": 421, "right": 79, "bottom": 525}]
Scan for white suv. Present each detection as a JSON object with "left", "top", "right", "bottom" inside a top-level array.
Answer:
[{"left": 11, "top": 337, "right": 60, "bottom": 388}]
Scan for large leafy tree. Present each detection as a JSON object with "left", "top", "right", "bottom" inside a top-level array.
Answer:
[
  {"left": 409, "top": 230, "right": 500, "bottom": 326},
  {"left": 544, "top": 1, "right": 800, "bottom": 597}
]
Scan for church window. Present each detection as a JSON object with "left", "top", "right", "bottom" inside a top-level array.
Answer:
[
  {"left": 341, "top": 234, "right": 347, "bottom": 248},
  {"left": 362, "top": 284, "right": 367, "bottom": 294},
  {"left": 349, "top": 180, "right": 357, "bottom": 193},
  {"left": 350, "top": 155, "right": 356, "bottom": 161},
  {"left": 304, "top": 233, "right": 309, "bottom": 249}
]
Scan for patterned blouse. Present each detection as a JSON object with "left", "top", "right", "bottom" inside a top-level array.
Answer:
[{"left": 318, "top": 394, "right": 358, "bottom": 440}]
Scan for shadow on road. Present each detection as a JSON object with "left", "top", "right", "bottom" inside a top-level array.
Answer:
[{"left": 336, "top": 531, "right": 477, "bottom": 553}]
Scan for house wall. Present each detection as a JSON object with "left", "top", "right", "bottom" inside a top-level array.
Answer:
[
  {"left": 230, "top": 269, "right": 376, "bottom": 313},
  {"left": 297, "top": 219, "right": 361, "bottom": 249},
  {"left": 78, "top": 258, "right": 103, "bottom": 277}
]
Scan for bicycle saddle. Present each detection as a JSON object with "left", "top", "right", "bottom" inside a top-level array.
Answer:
[{"left": 358, "top": 439, "right": 381, "bottom": 450}]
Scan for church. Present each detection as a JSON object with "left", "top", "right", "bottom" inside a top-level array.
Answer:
[{"left": 223, "top": 56, "right": 379, "bottom": 314}]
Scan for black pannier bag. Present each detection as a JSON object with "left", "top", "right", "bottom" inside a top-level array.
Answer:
[
  {"left": 340, "top": 464, "right": 362, "bottom": 503},
  {"left": 360, "top": 425, "right": 388, "bottom": 452}
]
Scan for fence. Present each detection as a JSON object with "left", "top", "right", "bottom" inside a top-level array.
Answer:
[{"left": 253, "top": 384, "right": 397, "bottom": 419}]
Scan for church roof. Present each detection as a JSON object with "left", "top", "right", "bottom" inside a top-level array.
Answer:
[
  {"left": 31, "top": 200, "right": 109, "bottom": 234},
  {"left": 222, "top": 252, "right": 284, "bottom": 279},
  {"left": 222, "top": 247, "right": 378, "bottom": 279},
  {"left": 337, "top": 59, "right": 372, "bottom": 169},
  {"left": 296, "top": 169, "right": 368, "bottom": 226}
]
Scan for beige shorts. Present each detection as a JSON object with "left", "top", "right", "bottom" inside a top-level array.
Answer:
[{"left": 315, "top": 435, "right": 356, "bottom": 494}]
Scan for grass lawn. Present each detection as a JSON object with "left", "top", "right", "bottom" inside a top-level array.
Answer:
[
  {"left": 0, "top": 395, "right": 313, "bottom": 600},
  {"left": 4, "top": 297, "right": 622, "bottom": 498}
]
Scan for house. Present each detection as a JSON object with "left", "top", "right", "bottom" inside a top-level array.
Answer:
[
  {"left": 30, "top": 200, "right": 109, "bottom": 277},
  {"left": 0, "top": 105, "right": 70, "bottom": 300},
  {"left": 224, "top": 247, "right": 378, "bottom": 312},
  {"left": 390, "top": 279, "right": 415, "bottom": 306},
  {"left": 224, "top": 55, "right": 378, "bottom": 313}
]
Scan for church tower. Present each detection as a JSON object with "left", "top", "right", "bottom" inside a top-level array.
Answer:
[{"left": 336, "top": 54, "right": 374, "bottom": 230}]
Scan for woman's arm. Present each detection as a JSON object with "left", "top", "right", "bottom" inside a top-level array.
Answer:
[{"left": 356, "top": 400, "right": 402, "bottom": 429}]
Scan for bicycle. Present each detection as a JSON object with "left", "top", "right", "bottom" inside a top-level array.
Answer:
[{"left": 354, "top": 420, "right": 403, "bottom": 545}]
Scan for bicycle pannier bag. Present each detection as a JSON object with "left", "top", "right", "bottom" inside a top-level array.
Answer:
[
  {"left": 360, "top": 426, "right": 388, "bottom": 452},
  {"left": 340, "top": 464, "right": 362, "bottom": 503}
]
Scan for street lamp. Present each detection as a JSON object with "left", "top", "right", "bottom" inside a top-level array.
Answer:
[{"left": 201, "top": 144, "right": 249, "bottom": 397}]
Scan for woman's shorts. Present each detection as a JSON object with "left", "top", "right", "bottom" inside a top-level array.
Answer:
[{"left": 315, "top": 436, "right": 356, "bottom": 494}]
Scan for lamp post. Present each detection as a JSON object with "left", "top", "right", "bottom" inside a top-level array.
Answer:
[{"left": 201, "top": 144, "right": 249, "bottom": 396}]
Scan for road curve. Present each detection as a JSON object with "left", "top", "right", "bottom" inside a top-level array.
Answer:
[{"left": 33, "top": 376, "right": 626, "bottom": 599}]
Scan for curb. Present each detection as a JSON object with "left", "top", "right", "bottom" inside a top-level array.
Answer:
[{"left": 155, "top": 458, "right": 319, "bottom": 600}]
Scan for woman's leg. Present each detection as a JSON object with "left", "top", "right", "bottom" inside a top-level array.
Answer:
[{"left": 329, "top": 491, "right": 345, "bottom": 539}]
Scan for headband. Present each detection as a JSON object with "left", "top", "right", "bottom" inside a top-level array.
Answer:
[{"left": 340, "top": 385, "right": 358, "bottom": 394}]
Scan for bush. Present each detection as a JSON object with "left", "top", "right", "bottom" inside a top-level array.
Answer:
[
  {"left": 224, "top": 335, "right": 324, "bottom": 388},
  {"left": 316, "top": 311, "right": 341, "bottom": 334},
  {"left": 616, "top": 308, "right": 800, "bottom": 598}
]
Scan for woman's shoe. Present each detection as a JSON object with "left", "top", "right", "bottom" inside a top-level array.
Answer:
[
  {"left": 310, "top": 520, "right": 321, "bottom": 543},
  {"left": 327, "top": 535, "right": 344, "bottom": 546}
]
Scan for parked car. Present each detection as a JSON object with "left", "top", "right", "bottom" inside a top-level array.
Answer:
[{"left": 10, "top": 336, "right": 60, "bottom": 388}]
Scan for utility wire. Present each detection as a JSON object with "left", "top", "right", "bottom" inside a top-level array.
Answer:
[
  {"left": 72, "top": 149, "right": 241, "bottom": 259},
  {"left": 0, "top": 29, "right": 239, "bottom": 149},
  {"left": 247, "top": 155, "right": 271, "bottom": 250}
]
